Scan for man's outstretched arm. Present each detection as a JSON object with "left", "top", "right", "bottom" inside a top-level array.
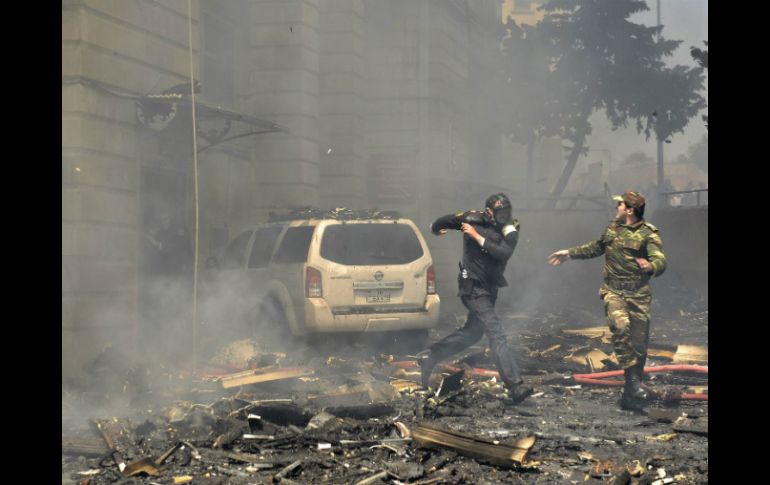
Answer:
[
  {"left": 431, "top": 212, "right": 465, "bottom": 235},
  {"left": 549, "top": 231, "right": 607, "bottom": 265}
]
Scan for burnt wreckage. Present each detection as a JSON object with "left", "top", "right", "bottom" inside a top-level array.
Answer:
[{"left": 63, "top": 308, "right": 707, "bottom": 484}]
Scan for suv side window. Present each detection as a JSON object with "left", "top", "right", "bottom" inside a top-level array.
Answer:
[
  {"left": 248, "top": 226, "right": 284, "bottom": 268},
  {"left": 272, "top": 226, "right": 315, "bottom": 264},
  {"left": 222, "top": 230, "right": 253, "bottom": 269}
]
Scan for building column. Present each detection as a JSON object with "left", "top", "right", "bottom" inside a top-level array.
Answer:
[
  {"left": 318, "top": 0, "right": 366, "bottom": 209},
  {"left": 247, "top": 0, "right": 321, "bottom": 212}
]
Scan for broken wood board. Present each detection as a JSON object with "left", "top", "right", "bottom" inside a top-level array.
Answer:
[
  {"left": 672, "top": 345, "right": 708, "bottom": 364},
  {"left": 411, "top": 423, "right": 536, "bottom": 467},
  {"left": 390, "top": 379, "right": 422, "bottom": 393},
  {"left": 673, "top": 418, "right": 708, "bottom": 436},
  {"left": 529, "top": 344, "right": 561, "bottom": 358},
  {"left": 647, "top": 409, "right": 687, "bottom": 423},
  {"left": 565, "top": 348, "right": 618, "bottom": 371},
  {"left": 122, "top": 459, "right": 160, "bottom": 477},
  {"left": 221, "top": 367, "right": 314, "bottom": 389},
  {"left": 390, "top": 368, "right": 421, "bottom": 380},
  {"left": 648, "top": 348, "right": 676, "bottom": 360},
  {"left": 561, "top": 327, "right": 611, "bottom": 343},
  {"left": 62, "top": 436, "right": 109, "bottom": 456}
]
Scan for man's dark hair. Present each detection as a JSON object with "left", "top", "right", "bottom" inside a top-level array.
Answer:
[{"left": 633, "top": 205, "right": 645, "bottom": 219}]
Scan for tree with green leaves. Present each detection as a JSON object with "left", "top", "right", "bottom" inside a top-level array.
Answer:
[
  {"left": 502, "top": 0, "right": 706, "bottom": 204},
  {"left": 499, "top": 18, "right": 561, "bottom": 200},
  {"left": 690, "top": 41, "right": 708, "bottom": 128},
  {"left": 690, "top": 41, "right": 708, "bottom": 69}
]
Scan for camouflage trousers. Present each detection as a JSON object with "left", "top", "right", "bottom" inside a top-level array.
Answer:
[{"left": 600, "top": 285, "right": 652, "bottom": 369}]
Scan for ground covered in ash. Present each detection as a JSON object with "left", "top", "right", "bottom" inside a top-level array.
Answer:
[{"left": 63, "top": 306, "right": 707, "bottom": 485}]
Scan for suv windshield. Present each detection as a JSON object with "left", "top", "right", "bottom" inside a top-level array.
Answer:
[{"left": 321, "top": 223, "right": 423, "bottom": 265}]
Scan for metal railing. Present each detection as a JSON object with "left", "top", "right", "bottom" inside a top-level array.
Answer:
[
  {"left": 512, "top": 195, "right": 608, "bottom": 212},
  {"left": 661, "top": 188, "right": 708, "bottom": 208}
]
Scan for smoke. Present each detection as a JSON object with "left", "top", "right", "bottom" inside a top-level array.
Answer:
[{"left": 63, "top": 0, "right": 707, "bottom": 403}]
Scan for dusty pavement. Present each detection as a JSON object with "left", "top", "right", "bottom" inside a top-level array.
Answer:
[{"left": 62, "top": 307, "right": 707, "bottom": 485}]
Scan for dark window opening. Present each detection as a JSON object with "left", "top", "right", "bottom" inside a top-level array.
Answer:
[
  {"left": 248, "top": 226, "right": 284, "bottom": 268},
  {"left": 273, "top": 226, "right": 316, "bottom": 264},
  {"left": 321, "top": 224, "right": 424, "bottom": 265},
  {"left": 222, "top": 230, "right": 253, "bottom": 269}
]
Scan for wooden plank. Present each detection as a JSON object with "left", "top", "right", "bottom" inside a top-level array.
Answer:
[
  {"left": 673, "top": 418, "right": 708, "bottom": 436},
  {"left": 561, "top": 327, "right": 609, "bottom": 339},
  {"left": 565, "top": 348, "right": 616, "bottom": 370},
  {"left": 648, "top": 348, "right": 676, "bottom": 360},
  {"left": 411, "top": 423, "right": 536, "bottom": 467},
  {"left": 62, "top": 436, "right": 108, "bottom": 456},
  {"left": 390, "top": 379, "right": 421, "bottom": 392},
  {"left": 672, "top": 345, "right": 708, "bottom": 364},
  {"left": 221, "top": 367, "right": 314, "bottom": 389}
]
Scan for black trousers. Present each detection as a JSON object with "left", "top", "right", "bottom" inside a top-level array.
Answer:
[{"left": 428, "top": 284, "right": 522, "bottom": 389}]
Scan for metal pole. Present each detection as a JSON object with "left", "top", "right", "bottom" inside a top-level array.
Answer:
[
  {"left": 656, "top": 0, "right": 664, "bottom": 209},
  {"left": 186, "top": 0, "right": 199, "bottom": 374}
]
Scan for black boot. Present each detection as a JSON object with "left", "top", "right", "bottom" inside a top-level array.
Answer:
[
  {"left": 417, "top": 352, "right": 439, "bottom": 389},
  {"left": 630, "top": 358, "right": 648, "bottom": 400},
  {"left": 620, "top": 366, "right": 646, "bottom": 412},
  {"left": 506, "top": 381, "right": 535, "bottom": 404}
]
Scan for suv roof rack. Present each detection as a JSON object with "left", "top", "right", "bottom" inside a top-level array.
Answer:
[{"left": 267, "top": 206, "right": 401, "bottom": 222}]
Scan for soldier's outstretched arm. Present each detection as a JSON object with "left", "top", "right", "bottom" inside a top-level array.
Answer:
[
  {"left": 567, "top": 229, "right": 609, "bottom": 260},
  {"left": 548, "top": 249, "right": 569, "bottom": 265}
]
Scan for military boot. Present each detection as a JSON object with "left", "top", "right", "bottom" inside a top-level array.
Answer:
[
  {"left": 630, "top": 358, "right": 649, "bottom": 400},
  {"left": 620, "top": 366, "right": 646, "bottom": 412}
]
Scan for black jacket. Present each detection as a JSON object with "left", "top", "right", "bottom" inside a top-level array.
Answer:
[{"left": 431, "top": 211, "right": 519, "bottom": 291}]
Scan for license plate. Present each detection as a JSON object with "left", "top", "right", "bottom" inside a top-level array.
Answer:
[{"left": 366, "top": 290, "right": 391, "bottom": 303}]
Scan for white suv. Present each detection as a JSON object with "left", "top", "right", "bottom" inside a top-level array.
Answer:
[{"left": 209, "top": 210, "right": 440, "bottom": 338}]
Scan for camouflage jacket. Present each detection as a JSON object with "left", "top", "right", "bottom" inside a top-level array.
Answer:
[{"left": 568, "top": 218, "right": 666, "bottom": 290}]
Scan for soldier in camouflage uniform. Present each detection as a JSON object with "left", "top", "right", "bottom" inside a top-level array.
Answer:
[{"left": 548, "top": 191, "right": 666, "bottom": 411}]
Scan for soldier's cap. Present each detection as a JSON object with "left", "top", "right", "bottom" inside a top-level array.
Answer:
[{"left": 612, "top": 191, "right": 646, "bottom": 209}]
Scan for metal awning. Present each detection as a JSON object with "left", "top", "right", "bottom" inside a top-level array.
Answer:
[
  {"left": 63, "top": 77, "right": 288, "bottom": 153},
  {"left": 136, "top": 90, "right": 289, "bottom": 153}
]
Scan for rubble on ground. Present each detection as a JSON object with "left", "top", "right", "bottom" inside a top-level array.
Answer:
[{"left": 63, "top": 308, "right": 708, "bottom": 484}]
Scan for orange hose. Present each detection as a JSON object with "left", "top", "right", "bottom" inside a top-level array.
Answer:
[
  {"left": 574, "top": 365, "right": 708, "bottom": 379},
  {"left": 393, "top": 360, "right": 708, "bottom": 401}
]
